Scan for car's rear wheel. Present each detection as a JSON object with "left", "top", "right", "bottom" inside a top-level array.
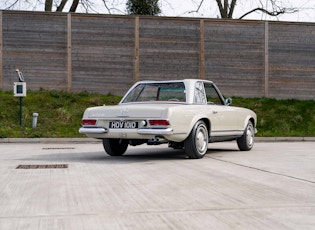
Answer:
[
  {"left": 237, "top": 121, "right": 254, "bottom": 151},
  {"left": 184, "top": 120, "right": 209, "bottom": 159},
  {"left": 103, "top": 138, "right": 128, "bottom": 156}
]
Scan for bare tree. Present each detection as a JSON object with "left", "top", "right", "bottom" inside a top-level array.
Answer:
[
  {"left": 191, "top": 0, "right": 298, "bottom": 19},
  {"left": 1, "top": 0, "right": 303, "bottom": 19},
  {"left": 238, "top": 1, "right": 298, "bottom": 19},
  {"left": 2, "top": 0, "right": 99, "bottom": 13}
]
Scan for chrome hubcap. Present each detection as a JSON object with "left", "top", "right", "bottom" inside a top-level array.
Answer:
[
  {"left": 196, "top": 126, "right": 207, "bottom": 154},
  {"left": 246, "top": 124, "right": 254, "bottom": 147}
]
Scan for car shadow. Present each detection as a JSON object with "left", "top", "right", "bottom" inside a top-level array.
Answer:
[
  {"left": 15, "top": 146, "right": 239, "bottom": 165},
  {"left": 15, "top": 149, "right": 185, "bottom": 165}
]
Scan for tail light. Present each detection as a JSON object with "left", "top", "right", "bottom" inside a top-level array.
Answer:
[
  {"left": 82, "top": 119, "right": 97, "bottom": 126},
  {"left": 148, "top": 120, "right": 170, "bottom": 126}
]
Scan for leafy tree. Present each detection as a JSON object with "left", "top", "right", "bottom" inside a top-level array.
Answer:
[{"left": 126, "top": 0, "right": 161, "bottom": 15}]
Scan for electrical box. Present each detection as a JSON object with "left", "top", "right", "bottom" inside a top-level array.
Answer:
[{"left": 14, "top": 82, "right": 27, "bottom": 97}]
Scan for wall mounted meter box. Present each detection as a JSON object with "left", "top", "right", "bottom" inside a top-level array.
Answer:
[{"left": 14, "top": 82, "right": 27, "bottom": 97}]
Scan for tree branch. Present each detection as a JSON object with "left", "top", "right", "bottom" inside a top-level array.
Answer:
[
  {"left": 228, "top": 0, "right": 237, "bottom": 18},
  {"left": 102, "top": 0, "right": 117, "bottom": 14},
  {"left": 215, "top": 0, "right": 224, "bottom": 17},
  {"left": 224, "top": 0, "right": 228, "bottom": 17},
  {"left": 239, "top": 7, "right": 298, "bottom": 19},
  {"left": 188, "top": 0, "right": 204, "bottom": 14},
  {"left": 56, "top": 0, "right": 68, "bottom": 12}
]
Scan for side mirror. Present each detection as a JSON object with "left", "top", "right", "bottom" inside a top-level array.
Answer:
[{"left": 225, "top": 98, "right": 232, "bottom": 105}]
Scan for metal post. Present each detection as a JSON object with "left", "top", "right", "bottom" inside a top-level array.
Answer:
[
  {"left": 264, "top": 21, "right": 269, "bottom": 98},
  {"left": 19, "top": 97, "right": 22, "bottom": 126},
  {"left": 32, "top": 113, "right": 38, "bottom": 128}
]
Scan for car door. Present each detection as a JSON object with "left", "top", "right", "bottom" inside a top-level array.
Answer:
[{"left": 203, "top": 82, "right": 240, "bottom": 136}]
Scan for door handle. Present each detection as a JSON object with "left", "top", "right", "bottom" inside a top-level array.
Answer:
[{"left": 213, "top": 111, "right": 218, "bottom": 114}]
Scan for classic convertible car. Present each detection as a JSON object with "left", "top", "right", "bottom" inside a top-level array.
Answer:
[{"left": 79, "top": 79, "right": 257, "bottom": 159}]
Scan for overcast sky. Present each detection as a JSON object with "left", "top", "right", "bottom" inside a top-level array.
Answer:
[{"left": 1, "top": 0, "right": 315, "bottom": 23}]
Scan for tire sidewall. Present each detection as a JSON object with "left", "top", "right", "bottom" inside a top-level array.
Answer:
[
  {"left": 184, "top": 120, "right": 209, "bottom": 159},
  {"left": 103, "top": 138, "right": 128, "bottom": 156},
  {"left": 237, "top": 121, "right": 254, "bottom": 151}
]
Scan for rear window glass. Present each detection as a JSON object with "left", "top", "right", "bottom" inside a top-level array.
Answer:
[{"left": 122, "top": 82, "right": 186, "bottom": 103}]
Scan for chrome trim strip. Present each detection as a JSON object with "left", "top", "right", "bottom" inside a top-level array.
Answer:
[
  {"left": 211, "top": 130, "right": 242, "bottom": 133},
  {"left": 79, "top": 127, "right": 108, "bottom": 134}
]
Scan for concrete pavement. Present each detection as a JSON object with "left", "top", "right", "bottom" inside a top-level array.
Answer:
[{"left": 0, "top": 141, "right": 315, "bottom": 229}]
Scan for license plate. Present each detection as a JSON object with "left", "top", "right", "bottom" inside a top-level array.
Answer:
[{"left": 109, "top": 121, "right": 138, "bottom": 129}]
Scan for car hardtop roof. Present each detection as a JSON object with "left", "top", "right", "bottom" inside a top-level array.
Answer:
[
  {"left": 120, "top": 79, "right": 218, "bottom": 104},
  {"left": 136, "top": 79, "right": 214, "bottom": 84}
]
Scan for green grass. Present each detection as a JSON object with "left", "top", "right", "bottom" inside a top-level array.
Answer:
[
  {"left": 232, "top": 97, "right": 315, "bottom": 137},
  {"left": 0, "top": 90, "right": 121, "bottom": 138},
  {"left": 0, "top": 90, "right": 314, "bottom": 138}
]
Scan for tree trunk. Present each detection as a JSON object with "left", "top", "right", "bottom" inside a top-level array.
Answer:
[
  {"left": 56, "top": 0, "right": 68, "bottom": 12},
  {"left": 228, "top": 0, "right": 237, "bottom": 18},
  {"left": 215, "top": 0, "right": 236, "bottom": 18},
  {"left": 45, "top": 0, "right": 53, "bottom": 11},
  {"left": 69, "top": 0, "right": 79, "bottom": 12}
]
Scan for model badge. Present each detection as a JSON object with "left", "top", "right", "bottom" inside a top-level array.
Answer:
[{"left": 118, "top": 108, "right": 129, "bottom": 117}]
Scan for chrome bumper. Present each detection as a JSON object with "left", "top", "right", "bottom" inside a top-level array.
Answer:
[
  {"left": 79, "top": 127, "right": 173, "bottom": 135},
  {"left": 137, "top": 128, "right": 173, "bottom": 135},
  {"left": 79, "top": 127, "right": 108, "bottom": 134}
]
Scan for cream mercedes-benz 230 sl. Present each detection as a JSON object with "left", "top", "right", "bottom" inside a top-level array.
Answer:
[{"left": 79, "top": 79, "right": 257, "bottom": 159}]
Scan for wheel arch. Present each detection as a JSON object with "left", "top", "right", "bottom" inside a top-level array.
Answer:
[
  {"left": 200, "top": 118, "right": 211, "bottom": 135},
  {"left": 245, "top": 116, "right": 257, "bottom": 134},
  {"left": 184, "top": 119, "right": 210, "bottom": 159},
  {"left": 185, "top": 116, "right": 211, "bottom": 140},
  {"left": 244, "top": 116, "right": 256, "bottom": 129},
  {"left": 249, "top": 117, "right": 255, "bottom": 127}
]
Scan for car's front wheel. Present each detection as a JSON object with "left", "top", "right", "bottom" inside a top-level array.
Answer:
[
  {"left": 184, "top": 120, "right": 209, "bottom": 159},
  {"left": 237, "top": 121, "right": 254, "bottom": 151},
  {"left": 103, "top": 138, "right": 128, "bottom": 156}
]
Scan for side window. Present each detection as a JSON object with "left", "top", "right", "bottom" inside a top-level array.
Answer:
[
  {"left": 138, "top": 85, "right": 159, "bottom": 101},
  {"left": 194, "top": 82, "right": 206, "bottom": 104},
  {"left": 204, "top": 83, "right": 224, "bottom": 105},
  {"left": 123, "top": 84, "right": 144, "bottom": 102}
]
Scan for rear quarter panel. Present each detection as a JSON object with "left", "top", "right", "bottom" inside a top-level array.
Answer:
[{"left": 165, "top": 104, "right": 212, "bottom": 142}]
